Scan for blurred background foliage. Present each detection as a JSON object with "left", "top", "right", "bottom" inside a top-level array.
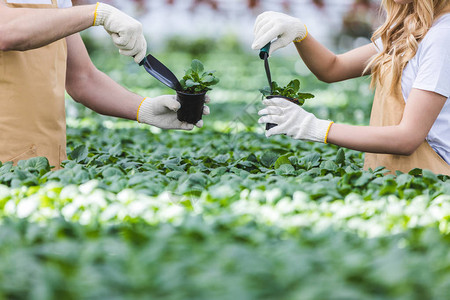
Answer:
[{"left": 78, "top": 0, "right": 383, "bottom": 51}]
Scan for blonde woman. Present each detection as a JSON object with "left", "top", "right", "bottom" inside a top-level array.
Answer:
[{"left": 254, "top": 0, "right": 450, "bottom": 175}]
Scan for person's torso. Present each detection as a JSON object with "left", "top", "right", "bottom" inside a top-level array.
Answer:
[
  {"left": 0, "top": 0, "right": 72, "bottom": 168},
  {"left": 401, "top": 13, "right": 450, "bottom": 164}
]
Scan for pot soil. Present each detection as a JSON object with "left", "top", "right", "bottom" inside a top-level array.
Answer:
[
  {"left": 176, "top": 90, "right": 207, "bottom": 124},
  {"left": 265, "top": 95, "right": 300, "bottom": 130}
]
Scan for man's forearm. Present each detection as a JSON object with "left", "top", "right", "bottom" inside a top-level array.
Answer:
[
  {"left": 65, "top": 33, "right": 142, "bottom": 121},
  {"left": 67, "top": 67, "right": 142, "bottom": 121},
  {"left": 0, "top": 5, "right": 96, "bottom": 51}
]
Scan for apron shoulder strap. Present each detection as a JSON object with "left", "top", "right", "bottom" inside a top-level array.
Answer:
[{"left": 3, "top": 0, "right": 58, "bottom": 8}]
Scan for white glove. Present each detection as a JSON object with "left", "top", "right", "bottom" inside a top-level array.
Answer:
[
  {"left": 93, "top": 2, "right": 147, "bottom": 64},
  {"left": 137, "top": 95, "right": 210, "bottom": 130},
  {"left": 258, "top": 98, "right": 333, "bottom": 143},
  {"left": 252, "top": 11, "right": 308, "bottom": 56}
]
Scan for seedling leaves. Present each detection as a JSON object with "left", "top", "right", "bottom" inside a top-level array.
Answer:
[
  {"left": 335, "top": 148, "right": 345, "bottom": 165},
  {"left": 261, "top": 152, "right": 278, "bottom": 168},
  {"left": 191, "top": 59, "right": 204, "bottom": 73},
  {"left": 274, "top": 154, "right": 292, "bottom": 169},
  {"left": 70, "top": 145, "right": 88, "bottom": 163}
]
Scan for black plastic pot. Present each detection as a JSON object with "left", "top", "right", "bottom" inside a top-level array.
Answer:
[
  {"left": 265, "top": 95, "right": 300, "bottom": 130},
  {"left": 176, "top": 90, "right": 207, "bottom": 124}
]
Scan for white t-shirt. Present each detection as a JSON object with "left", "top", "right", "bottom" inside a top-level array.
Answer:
[
  {"left": 5, "top": 0, "right": 72, "bottom": 8},
  {"left": 374, "top": 14, "right": 450, "bottom": 164},
  {"left": 57, "top": 0, "right": 72, "bottom": 8}
]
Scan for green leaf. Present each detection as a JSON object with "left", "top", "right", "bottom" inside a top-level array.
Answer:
[
  {"left": 214, "top": 154, "right": 230, "bottom": 164},
  {"left": 276, "top": 164, "right": 295, "bottom": 175},
  {"left": 321, "top": 160, "right": 338, "bottom": 172},
  {"left": 185, "top": 79, "right": 199, "bottom": 87},
  {"left": 423, "top": 169, "right": 438, "bottom": 183},
  {"left": 0, "top": 162, "right": 13, "bottom": 175},
  {"left": 108, "top": 144, "right": 122, "bottom": 156},
  {"left": 246, "top": 154, "right": 258, "bottom": 163},
  {"left": 296, "top": 93, "right": 315, "bottom": 100},
  {"left": 263, "top": 79, "right": 314, "bottom": 104},
  {"left": 181, "top": 60, "right": 218, "bottom": 94},
  {"left": 271, "top": 81, "right": 279, "bottom": 91},
  {"left": 287, "top": 79, "right": 300, "bottom": 92},
  {"left": 70, "top": 145, "right": 88, "bottom": 163},
  {"left": 17, "top": 157, "right": 50, "bottom": 172},
  {"left": 259, "top": 86, "right": 271, "bottom": 96},
  {"left": 208, "top": 77, "right": 220, "bottom": 86},
  {"left": 408, "top": 168, "right": 422, "bottom": 176},
  {"left": 202, "top": 75, "right": 215, "bottom": 83},
  {"left": 102, "top": 167, "right": 124, "bottom": 177},
  {"left": 303, "top": 153, "right": 321, "bottom": 168},
  {"left": 354, "top": 173, "right": 373, "bottom": 187},
  {"left": 191, "top": 59, "right": 204, "bottom": 73},
  {"left": 274, "top": 155, "right": 292, "bottom": 169},
  {"left": 335, "top": 148, "right": 345, "bottom": 165},
  {"left": 396, "top": 173, "right": 413, "bottom": 187},
  {"left": 379, "top": 178, "right": 397, "bottom": 195},
  {"left": 261, "top": 152, "right": 278, "bottom": 168}
]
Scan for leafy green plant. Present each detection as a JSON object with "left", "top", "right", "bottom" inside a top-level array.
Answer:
[
  {"left": 260, "top": 79, "right": 315, "bottom": 106},
  {"left": 180, "top": 59, "right": 219, "bottom": 94}
]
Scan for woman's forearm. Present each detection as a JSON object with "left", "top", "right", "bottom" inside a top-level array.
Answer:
[
  {"left": 0, "top": 5, "right": 96, "bottom": 51},
  {"left": 294, "top": 36, "right": 377, "bottom": 83},
  {"left": 327, "top": 123, "right": 420, "bottom": 156},
  {"left": 294, "top": 35, "right": 338, "bottom": 82}
]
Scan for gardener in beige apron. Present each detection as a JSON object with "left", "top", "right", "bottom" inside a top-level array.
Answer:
[
  {"left": 0, "top": 0, "right": 67, "bottom": 169},
  {"left": 364, "top": 70, "right": 450, "bottom": 176},
  {"left": 1, "top": 1, "right": 201, "bottom": 170}
]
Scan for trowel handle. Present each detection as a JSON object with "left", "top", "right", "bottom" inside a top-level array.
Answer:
[
  {"left": 138, "top": 57, "right": 146, "bottom": 66},
  {"left": 259, "top": 42, "right": 271, "bottom": 59}
]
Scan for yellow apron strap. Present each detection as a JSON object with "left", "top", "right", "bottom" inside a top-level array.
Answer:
[{"left": 4, "top": 0, "right": 57, "bottom": 8}]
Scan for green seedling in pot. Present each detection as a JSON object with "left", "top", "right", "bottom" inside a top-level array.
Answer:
[
  {"left": 260, "top": 79, "right": 314, "bottom": 106},
  {"left": 177, "top": 59, "right": 219, "bottom": 124},
  {"left": 260, "top": 79, "right": 314, "bottom": 130},
  {"left": 180, "top": 59, "right": 219, "bottom": 94}
]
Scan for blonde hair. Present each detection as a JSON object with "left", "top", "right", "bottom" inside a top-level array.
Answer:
[{"left": 367, "top": 0, "right": 450, "bottom": 92}]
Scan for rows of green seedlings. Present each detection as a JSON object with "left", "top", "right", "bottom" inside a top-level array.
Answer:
[
  {"left": 1, "top": 121, "right": 450, "bottom": 299},
  {"left": 0, "top": 216, "right": 449, "bottom": 300},
  {"left": 1, "top": 41, "right": 450, "bottom": 299},
  {"left": 1, "top": 123, "right": 450, "bottom": 236},
  {"left": 2, "top": 123, "right": 450, "bottom": 204}
]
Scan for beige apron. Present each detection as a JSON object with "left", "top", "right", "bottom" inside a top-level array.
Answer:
[
  {"left": 0, "top": 0, "right": 67, "bottom": 169},
  {"left": 364, "top": 65, "right": 450, "bottom": 176}
]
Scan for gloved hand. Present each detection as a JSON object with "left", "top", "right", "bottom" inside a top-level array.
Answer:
[
  {"left": 137, "top": 95, "right": 210, "bottom": 130},
  {"left": 252, "top": 11, "right": 308, "bottom": 56},
  {"left": 258, "top": 98, "right": 333, "bottom": 143},
  {"left": 93, "top": 2, "right": 147, "bottom": 64}
]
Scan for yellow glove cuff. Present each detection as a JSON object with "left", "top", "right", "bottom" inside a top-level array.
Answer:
[
  {"left": 293, "top": 25, "right": 308, "bottom": 43},
  {"left": 324, "top": 122, "right": 334, "bottom": 144},
  {"left": 92, "top": 2, "right": 100, "bottom": 26},
  {"left": 136, "top": 97, "right": 148, "bottom": 123}
]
